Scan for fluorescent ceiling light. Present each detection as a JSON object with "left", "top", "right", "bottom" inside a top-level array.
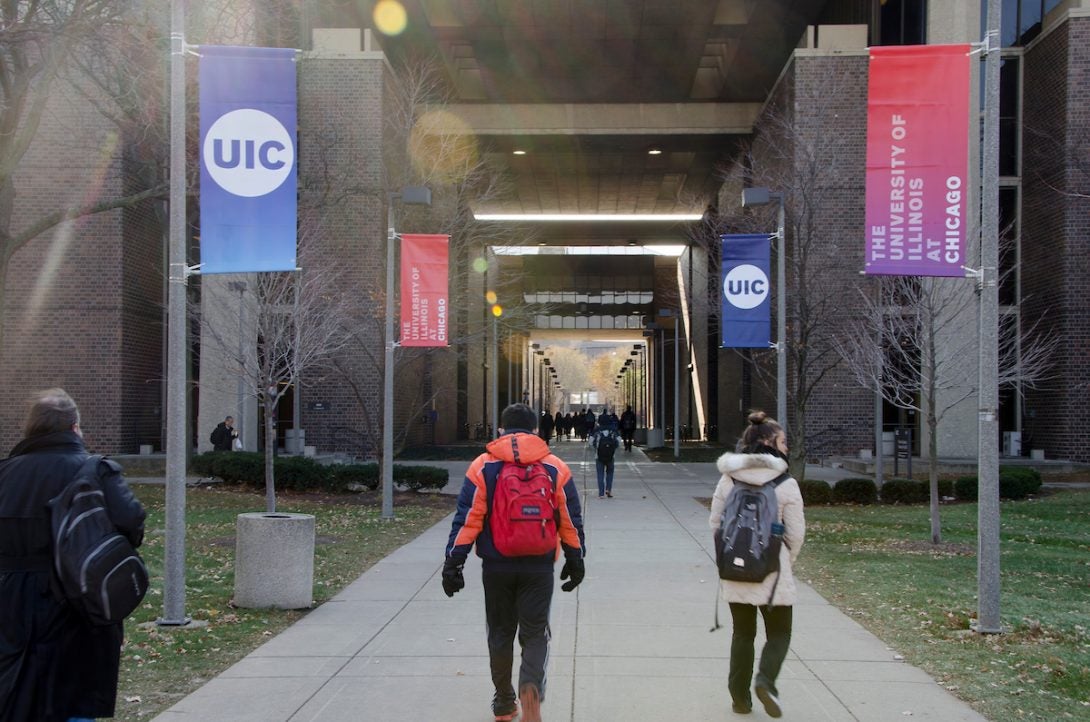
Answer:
[
  {"left": 512, "top": 150, "right": 526, "bottom": 155},
  {"left": 474, "top": 213, "right": 703, "bottom": 222},
  {"left": 493, "top": 245, "right": 685, "bottom": 256}
]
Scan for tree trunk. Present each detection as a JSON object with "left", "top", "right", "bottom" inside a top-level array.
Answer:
[
  {"left": 928, "top": 412, "right": 942, "bottom": 544},
  {"left": 789, "top": 404, "right": 806, "bottom": 482},
  {"left": 265, "top": 399, "right": 277, "bottom": 513}
]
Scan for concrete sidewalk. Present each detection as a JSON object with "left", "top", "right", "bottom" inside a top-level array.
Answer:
[{"left": 154, "top": 441, "right": 987, "bottom": 721}]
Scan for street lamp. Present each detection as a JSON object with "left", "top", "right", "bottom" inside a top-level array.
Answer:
[
  {"left": 741, "top": 186, "right": 787, "bottom": 432},
  {"left": 382, "top": 185, "right": 432, "bottom": 520}
]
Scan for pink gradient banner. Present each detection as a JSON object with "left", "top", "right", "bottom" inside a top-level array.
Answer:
[
  {"left": 865, "top": 44, "right": 971, "bottom": 277},
  {"left": 400, "top": 234, "right": 449, "bottom": 347}
]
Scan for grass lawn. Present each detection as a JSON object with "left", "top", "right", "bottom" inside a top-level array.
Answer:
[
  {"left": 795, "top": 489, "right": 1090, "bottom": 721},
  {"left": 115, "top": 483, "right": 456, "bottom": 721},
  {"left": 643, "top": 443, "right": 728, "bottom": 462}
]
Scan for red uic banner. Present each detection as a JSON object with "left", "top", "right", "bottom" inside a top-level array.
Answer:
[
  {"left": 400, "top": 234, "right": 449, "bottom": 347},
  {"left": 865, "top": 44, "right": 971, "bottom": 277}
]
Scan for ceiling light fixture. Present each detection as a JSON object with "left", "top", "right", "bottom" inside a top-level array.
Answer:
[
  {"left": 473, "top": 213, "right": 704, "bottom": 222},
  {"left": 512, "top": 150, "right": 527, "bottom": 155},
  {"left": 647, "top": 147, "right": 663, "bottom": 155}
]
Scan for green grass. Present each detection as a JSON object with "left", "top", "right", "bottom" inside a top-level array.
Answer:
[
  {"left": 795, "top": 490, "right": 1090, "bottom": 721},
  {"left": 116, "top": 483, "right": 456, "bottom": 720},
  {"left": 397, "top": 443, "right": 486, "bottom": 460}
]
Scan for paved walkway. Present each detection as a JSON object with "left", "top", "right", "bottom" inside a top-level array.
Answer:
[{"left": 154, "top": 441, "right": 987, "bottom": 721}]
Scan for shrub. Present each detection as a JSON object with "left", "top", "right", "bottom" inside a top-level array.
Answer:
[
  {"left": 274, "top": 455, "right": 330, "bottom": 491},
  {"left": 999, "top": 466, "right": 1042, "bottom": 499},
  {"left": 328, "top": 463, "right": 380, "bottom": 491},
  {"left": 798, "top": 479, "right": 832, "bottom": 505},
  {"left": 938, "top": 478, "right": 954, "bottom": 498},
  {"left": 955, "top": 475, "right": 978, "bottom": 501},
  {"left": 832, "top": 478, "right": 878, "bottom": 505},
  {"left": 212, "top": 451, "right": 265, "bottom": 486},
  {"left": 393, "top": 464, "right": 449, "bottom": 492},
  {"left": 954, "top": 469, "right": 1043, "bottom": 501},
  {"left": 880, "top": 479, "right": 928, "bottom": 505},
  {"left": 190, "top": 451, "right": 223, "bottom": 477}
]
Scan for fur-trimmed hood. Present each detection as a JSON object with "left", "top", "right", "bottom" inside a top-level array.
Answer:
[{"left": 715, "top": 451, "right": 788, "bottom": 485}]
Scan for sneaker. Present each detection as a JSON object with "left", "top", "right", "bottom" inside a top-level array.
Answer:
[
  {"left": 755, "top": 685, "right": 782, "bottom": 718},
  {"left": 606, "top": 491, "right": 612, "bottom": 497},
  {"left": 493, "top": 692, "right": 517, "bottom": 721},
  {"left": 519, "top": 683, "right": 541, "bottom": 722},
  {"left": 732, "top": 701, "right": 752, "bottom": 714},
  {"left": 598, "top": 495, "right": 605, "bottom": 499}
]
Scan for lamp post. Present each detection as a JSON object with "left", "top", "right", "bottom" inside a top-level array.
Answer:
[
  {"left": 741, "top": 186, "right": 787, "bottom": 432},
  {"left": 382, "top": 185, "right": 432, "bottom": 521}
]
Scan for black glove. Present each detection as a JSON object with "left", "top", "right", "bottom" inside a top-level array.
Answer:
[
  {"left": 559, "top": 558, "right": 585, "bottom": 592},
  {"left": 441, "top": 559, "right": 465, "bottom": 597}
]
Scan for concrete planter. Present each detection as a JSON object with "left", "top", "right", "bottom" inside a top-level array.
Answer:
[{"left": 233, "top": 512, "right": 315, "bottom": 609}]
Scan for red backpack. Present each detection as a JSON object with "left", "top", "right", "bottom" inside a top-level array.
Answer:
[{"left": 490, "top": 460, "right": 558, "bottom": 557}]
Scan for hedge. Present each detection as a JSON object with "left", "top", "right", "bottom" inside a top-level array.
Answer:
[
  {"left": 880, "top": 478, "right": 955, "bottom": 505},
  {"left": 798, "top": 479, "right": 833, "bottom": 505},
  {"left": 832, "top": 477, "right": 878, "bottom": 505},
  {"left": 953, "top": 467, "right": 1043, "bottom": 501},
  {"left": 189, "top": 453, "right": 446, "bottom": 493}
]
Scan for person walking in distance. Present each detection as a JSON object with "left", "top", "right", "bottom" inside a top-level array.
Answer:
[
  {"left": 210, "top": 415, "right": 238, "bottom": 451},
  {"left": 442, "top": 403, "right": 586, "bottom": 722},
  {"left": 0, "top": 389, "right": 146, "bottom": 721},
  {"left": 619, "top": 405, "right": 637, "bottom": 451},
  {"left": 709, "top": 411, "right": 805, "bottom": 718},
  {"left": 591, "top": 421, "right": 620, "bottom": 498}
]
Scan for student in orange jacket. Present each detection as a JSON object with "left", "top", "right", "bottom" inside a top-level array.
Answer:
[{"left": 443, "top": 403, "right": 586, "bottom": 722}]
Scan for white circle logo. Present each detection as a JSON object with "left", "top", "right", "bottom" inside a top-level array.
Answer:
[
  {"left": 723, "top": 264, "right": 769, "bottom": 310},
  {"left": 203, "top": 109, "right": 294, "bottom": 197}
]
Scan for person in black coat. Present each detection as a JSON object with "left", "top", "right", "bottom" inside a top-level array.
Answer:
[
  {"left": 0, "top": 388, "right": 146, "bottom": 721},
  {"left": 210, "top": 415, "right": 238, "bottom": 451}
]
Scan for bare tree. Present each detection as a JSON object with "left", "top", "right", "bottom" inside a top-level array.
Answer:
[
  {"left": 836, "top": 271, "right": 1057, "bottom": 543},
  {"left": 710, "top": 61, "right": 867, "bottom": 479},
  {"left": 198, "top": 241, "right": 353, "bottom": 513},
  {"left": 323, "top": 56, "right": 541, "bottom": 456},
  {"left": 0, "top": 1, "right": 173, "bottom": 349}
]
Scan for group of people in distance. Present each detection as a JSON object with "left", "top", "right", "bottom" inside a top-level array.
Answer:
[{"left": 1, "top": 391, "right": 803, "bottom": 722}]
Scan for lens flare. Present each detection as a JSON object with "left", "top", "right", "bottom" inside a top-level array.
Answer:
[
  {"left": 373, "top": 1, "right": 408, "bottom": 36},
  {"left": 492, "top": 305, "right": 503, "bottom": 317},
  {"left": 409, "top": 110, "right": 479, "bottom": 185},
  {"left": 485, "top": 290, "right": 498, "bottom": 304},
  {"left": 472, "top": 257, "right": 488, "bottom": 273}
]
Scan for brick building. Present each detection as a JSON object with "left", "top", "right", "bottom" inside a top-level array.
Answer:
[{"left": 3, "top": 0, "right": 1088, "bottom": 464}]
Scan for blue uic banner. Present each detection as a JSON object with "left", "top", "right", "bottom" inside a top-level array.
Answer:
[
  {"left": 199, "top": 46, "right": 297, "bottom": 274},
  {"left": 720, "top": 234, "right": 772, "bottom": 348}
]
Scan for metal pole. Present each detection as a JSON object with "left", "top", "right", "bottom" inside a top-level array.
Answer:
[
  {"left": 977, "top": 0, "right": 1002, "bottom": 634},
  {"left": 382, "top": 197, "right": 396, "bottom": 519},
  {"left": 776, "top": 197, "right": 788, "bottom": 433},
  {"left": 673, "top": 315, "right": 680, "bottom": 458},
  {"left": 874, "top": 281, "right": 884, "bottom": 488},
  {"left": 491, "top": 316, "right": 498, "bottom": 438},
  {"left": 161, "top": 0, "right": 189, "bottom": 626}
]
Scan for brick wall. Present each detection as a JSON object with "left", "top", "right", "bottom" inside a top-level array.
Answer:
[
  {"left": 718, "top": 52, "right": 874, "bottom": 458},
  {"left": 0, "top": 76, "right": 163, "bottom": 454},
  {"left": 1022, "top": 15, "right": 1090, "bottom": 462}
]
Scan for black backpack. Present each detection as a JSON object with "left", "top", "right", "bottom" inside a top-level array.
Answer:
[
  {"left": 714, "top": 473, "right": 789, "bottom": 582},
  {"left": 595, "top": 431, "right": 618, "bottom": 462},
  {"left": 47, "top": 455, "right": 149, "bottom": 625}
]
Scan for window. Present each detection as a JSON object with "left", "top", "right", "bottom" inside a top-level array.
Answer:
[{"left": 875, "top": 0, "right": 928, "bottom": 46}]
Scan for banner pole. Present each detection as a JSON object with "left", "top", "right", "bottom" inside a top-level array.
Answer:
[
  {"left": 382, "top": 197, "right": 397, "bottom": 521},
  {"left": 977, "top": 0, "right": 1002, "bottom": 635},
  {"left": 161, "top": 0, "right": 190, "bottom": 627}
]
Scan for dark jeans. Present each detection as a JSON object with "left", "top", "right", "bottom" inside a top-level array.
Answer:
[
  {"left": 595, "top": 459, "right": 615, "bottom": 496},
  {"left": 482, "top": 567, "right": 554, "bottom": 705},
  {"left": 728, "top": 603, "right": 793, "bottom": 706}
]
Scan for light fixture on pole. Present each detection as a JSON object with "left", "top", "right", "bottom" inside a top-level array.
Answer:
[
  {"left": 382, "top": 185, "right": 432, "bottom": 521},
  {"left": 741, "top": 186, "right": 787, "bottom": 432}
]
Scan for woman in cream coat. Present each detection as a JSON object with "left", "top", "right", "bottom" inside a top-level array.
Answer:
[{"left": 709, "top": 411, "right": 805, "bottom": 718}]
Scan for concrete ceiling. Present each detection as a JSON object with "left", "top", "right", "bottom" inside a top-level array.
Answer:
[{"left": 371, "top": 0, "right": 830, "bottom": 237}]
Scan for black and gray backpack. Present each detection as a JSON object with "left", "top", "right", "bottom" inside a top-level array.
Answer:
[
  {"left": 714, "top": 472, "right": 789, "bottom": 582},
  {"left": 48, "top": 455, "right": 149, "bottom": 625}
]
